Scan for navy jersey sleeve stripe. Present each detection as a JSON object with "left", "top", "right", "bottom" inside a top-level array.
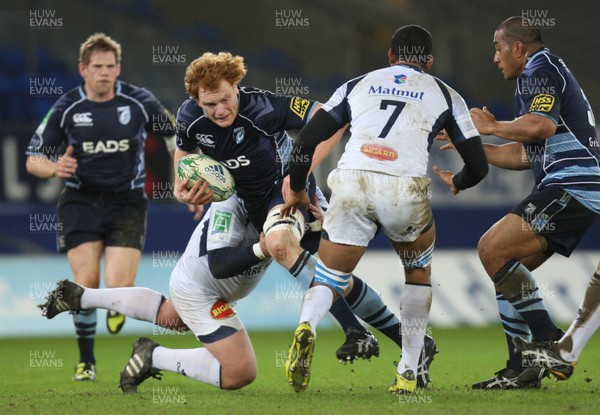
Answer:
[{"left": 433, "top": 77, "right": 452, "bottom": 114}]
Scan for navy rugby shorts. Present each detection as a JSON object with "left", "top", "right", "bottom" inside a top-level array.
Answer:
[
  {"left": 510, "top": 187, "right": 597, "bottom": 257},
  {"left": 57, "top": 187, "right": 147, "bottom": 252}
]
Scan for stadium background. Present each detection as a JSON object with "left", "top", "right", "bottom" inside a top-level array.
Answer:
[{"left": 0, "top": 0, "right": 598, "bottom": 337}]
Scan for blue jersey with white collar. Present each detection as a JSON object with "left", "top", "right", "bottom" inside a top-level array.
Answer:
[
  {"left": 515, "top": 48, "right": 600, "bottom": 213},
  {"left": 176, "top": 87, "right": 317, "bottom": 214},
  {"left": 27, "top": 81, "right": 175, "bottom": 192}
]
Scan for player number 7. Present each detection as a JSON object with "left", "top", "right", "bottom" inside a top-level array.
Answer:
[{"left": 378, "top": 100, "right": 406, "bottom": 138}]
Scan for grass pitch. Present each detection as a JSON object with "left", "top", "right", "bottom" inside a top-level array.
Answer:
[{"left": 1, "top": 325, "right": 599, "bottom": 415}]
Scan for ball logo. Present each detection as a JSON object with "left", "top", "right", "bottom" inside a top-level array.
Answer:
[
  {"left": 205, "top": 164, "right": 226, "bottom": 183},
  {"left": 177, "top": 154, "right": 235, "bottom": 201},
  {"left": 210, "top": 299, "right": 235, "bottom": 319}
]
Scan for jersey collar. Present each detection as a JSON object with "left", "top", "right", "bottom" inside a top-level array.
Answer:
[
  {"left": 78, "top": 80, "right": 122, "bottom": 100},
  {"left": 394, "top": 63, "right": 424, "bottom": 73},
  {"left": 525, "top": 47, "right": 549, "bottom": 69}
]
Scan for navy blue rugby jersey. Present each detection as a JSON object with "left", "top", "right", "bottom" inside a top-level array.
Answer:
[
  {"left": 515, "top": 48, "right": 600, "bottom": 213},
  {"left": 176, "top": 87, "right": 317, "bottom": 213},
  {"left": 27, "top": 81, "right": 175, "bottom": 192}
]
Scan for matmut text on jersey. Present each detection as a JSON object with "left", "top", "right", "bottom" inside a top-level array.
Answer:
[{"left": 322, "top": 63, "right": 479, "bottom": 177}]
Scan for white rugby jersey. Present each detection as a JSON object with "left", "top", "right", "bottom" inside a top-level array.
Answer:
[
  {"left": 323, "top": 64, "right": 479, "bottom": 176},
  {"left": 175, "top": 194, "right": 272, "bottom": 302}
]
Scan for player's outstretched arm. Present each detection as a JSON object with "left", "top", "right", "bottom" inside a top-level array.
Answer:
[
  {"left": 483, "top": 142, "right": 531, "bottom": 170},
  {"left": 437, "top": 130, "right": 529, "bottom": 171},
  {"left": 470, "top": 107, "right": 556, "bottom": 143},
  {"left": 434, "top": 136, "right": 488, "bottom": 195},
  {"left": 452, "top": 136, "right": 489, "bottom": 189}
]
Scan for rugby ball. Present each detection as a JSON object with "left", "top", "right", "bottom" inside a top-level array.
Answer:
[{"left": 177, "top": 154, "right": 235, "bottom": 201}]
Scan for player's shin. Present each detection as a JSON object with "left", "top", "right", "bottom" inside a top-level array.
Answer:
[
  {"left": 74, "top": 309, "right": 97, "bottom": 365},
  {"left": 496, "top": 292, "right": 531, "bottom": 370},
  {"left": 493, "top": 260, "right": 563, "bottom": 342},
  {"left": 560, "top": 272, "right": 600, "bottom": 362},
  {"left": 300, "top": 285, "right": 335, "bottom": 331},
  {"left": 397, "top": 283, "right": 432, "bottom": 377},
  {"left": 301, "top": 259, "right": 351, "bottom": 330},
  {"left": 81, "top": 287, "right": 164, "bottom": 323},
  {"left": 291, "top": 250, "right": 366, "bottom": 333},
  {"left": 289, "top": 250, "right": 315, "bottom": 290},
  {"left": 152, "top": 347, "right": 221, "bottom": 388},
  {"left": 345, "top": 275, "right": 402, "bottom": 347}
]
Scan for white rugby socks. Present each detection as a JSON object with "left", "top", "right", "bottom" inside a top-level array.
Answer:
[
  {"left": 559, "top": 273, "right": 600, "bottom": 362},
  {"left": 397, "top": 283, "right": 432, "bottom": 377},
  {"left": 152, "top": 346, "right": 221, "bottom": 388},
  {"left": 299, "top": 285, "right": 334, "bottom": 334},
  {"left": 81, "top": 287, "right": 163, "bottom": 322}
]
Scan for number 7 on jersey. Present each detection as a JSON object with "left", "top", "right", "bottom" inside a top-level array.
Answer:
[{"left": 378, "top": 100, "right": 406, "bottom": 139}]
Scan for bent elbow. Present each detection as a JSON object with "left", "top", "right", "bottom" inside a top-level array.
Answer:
[
  {"left": 25, "top": 156, "right": 42, "bottom": 176},
  {"left": 479, "top": 162, "right": 490, "bottom": 181},
  {"left": 25, "top": 158, "right": 34, "bottom": 174},
  {"left": 208, "top": 260, "right": 228, "bottom": 279},
  {"left": 529, "top": 114, "right": 557, "bottom": 140}
]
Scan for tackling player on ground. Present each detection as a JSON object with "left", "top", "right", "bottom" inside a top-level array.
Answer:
[{"left": 40, "top": 193, "right": 273, "bottom": 391}]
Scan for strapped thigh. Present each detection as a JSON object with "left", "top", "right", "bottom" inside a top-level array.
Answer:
[{"left": 263, "top": 207, "right": 305, "bottom": 241}]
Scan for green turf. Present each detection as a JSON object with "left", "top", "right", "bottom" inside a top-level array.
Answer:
[{"left": 1, "top": 326, "right": 599, "bottom": 415}]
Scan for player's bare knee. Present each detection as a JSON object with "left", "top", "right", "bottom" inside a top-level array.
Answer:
[
  {"left": 155, "top": 299, "right": 187, "bottom": 330},
  {"left": 477, "top": 235, "right": 496, "bottom": 271},
  {"left": 220, "top": 361, "right": 257, "bottom": 390},
  {"left": 155, "top": 308, "right": 177, "bottom": 329},
  {"left": 264, "top": 231, "right": 287, "bottom": 257}
]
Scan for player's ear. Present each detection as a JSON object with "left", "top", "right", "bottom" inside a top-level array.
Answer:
[
  {"left": 423, "top": 55, "right": 434, "bottom": 72},
  {"left": 115, "top": 63, "right": 121, "bottom": 78},
  {"left": 78, "top": 62, "right": 86, "bottom": 77},
  {"left": 388, "top": 48, "right": 397, "bottom": 65},
  {"left": 513, "top": 41, "right": 527, "bottom": 58}
]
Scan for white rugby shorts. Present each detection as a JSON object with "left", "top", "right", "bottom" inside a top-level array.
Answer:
[
  {"left": 169, "top": 256, "right": 244, "bottom": 339},
  {"left": 324, "top": 169, "right": 433, "bottom": 246}
]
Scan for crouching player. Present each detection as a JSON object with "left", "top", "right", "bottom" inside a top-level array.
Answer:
[{"left": 40, "top": 194, "right": 273, "bottom": 391}]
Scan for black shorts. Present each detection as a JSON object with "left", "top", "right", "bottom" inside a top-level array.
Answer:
[
  {"left": 57, "top": 187, "right": 147, "bottom": 252},
  {"left": 510, "top": 187, "right": 597, "bottom": 257}
]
